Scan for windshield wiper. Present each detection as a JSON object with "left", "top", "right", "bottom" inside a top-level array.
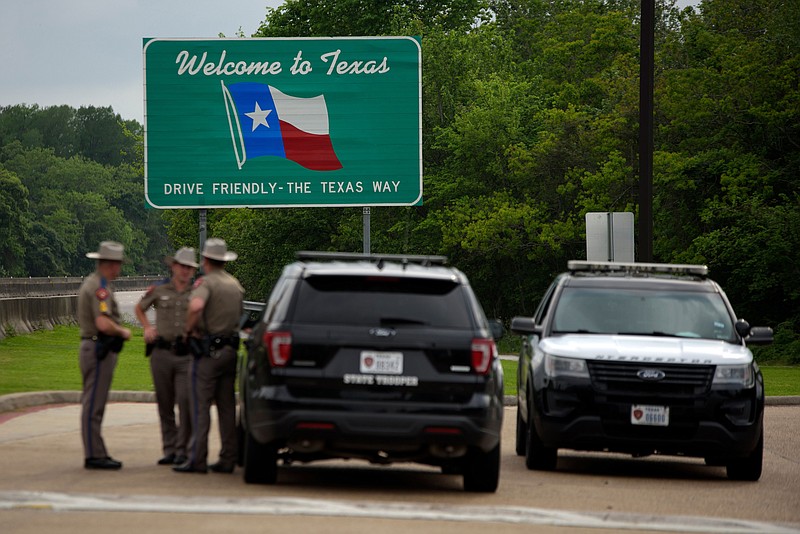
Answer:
[
  {"left": 616, "top": 331, "right": 681, "bottom": 338},
  {"left": 552, "top": 329, "right": 602, "bottom": 335}
]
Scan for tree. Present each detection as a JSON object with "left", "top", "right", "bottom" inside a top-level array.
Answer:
[
  {"left": 73, "top": 106, "right": 139, "bottom": 166},
  {"left": 0, "top": 168, "right": 29, "bottom": 276}
]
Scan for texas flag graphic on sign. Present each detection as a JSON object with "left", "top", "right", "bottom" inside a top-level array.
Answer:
[{"left": 221, "top": 81, "right": 342, "bottom": 171}]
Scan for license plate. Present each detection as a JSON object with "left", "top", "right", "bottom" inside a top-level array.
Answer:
[
  {"left": 631, "top": 404, "right": 669, "bottom": 426},
  {"left": 360, "top": 351, "right": 403, "bottom": 374}
]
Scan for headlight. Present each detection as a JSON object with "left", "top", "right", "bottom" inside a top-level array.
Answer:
[
  {"left": 544, "top": 353, "right": 589, "bottom": 378},
  {"left": 713, "top": 364, "right": 755, "bottom": 388}
]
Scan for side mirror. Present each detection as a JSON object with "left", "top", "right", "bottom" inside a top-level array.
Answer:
[
  {"left": 489, "top": 319, "right": 505, "bottom": 340},
  {"left": 240, "top": 300, "right": 266, "bottom": 330},
  {"left": 735, "top": 319, "right": 774, "bottom": 345},
  {"left": 734, "top": 319, "right": 751, "bottom": 338},
  {"left": 511, "top": 316, "right": 540, "bottom": 336},
  {"left": 746, "top": 326, "right": 774, "bottom": 345}
]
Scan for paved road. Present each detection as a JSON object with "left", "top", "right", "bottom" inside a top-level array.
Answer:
[
  {"left": 116, "top": 290, "right": 152, "bottom": 323},
  {"left": 0, "top": 401, "right": 798, "bottom": 534}
]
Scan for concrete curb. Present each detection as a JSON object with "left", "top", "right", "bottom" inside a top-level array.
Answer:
[
  {"left": 0, "top": 391, "right": 797, "bottom": 414},
  {"left": 0, "top": 390, "right": 155, "bottom": 413}
]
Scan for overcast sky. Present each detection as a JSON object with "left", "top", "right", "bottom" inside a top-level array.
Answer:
[
  {"left": 2, "top": 0, "right": 699, "bottom": 125},
  {"left": 1, "top": 0, "right": 284, "bottom": 123}
]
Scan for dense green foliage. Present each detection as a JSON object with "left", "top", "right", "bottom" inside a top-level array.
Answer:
[
  {"left": 0, "top": 105, "right": 170, "bottom": 275},
  {"left": 1, "top": 0, "right": 798, "bottom": 362}
]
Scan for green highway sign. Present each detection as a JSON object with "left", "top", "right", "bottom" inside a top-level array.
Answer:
[{"left": 143, "top": 37, "right": 422, "bottom": 208}]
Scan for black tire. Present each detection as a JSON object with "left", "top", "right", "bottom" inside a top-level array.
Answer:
[
  {"left": 726, "top": 431, "right": 763, "bottom": 481},
  {"left": 525, "top": 409, "right": 557, "bottom": 471},
  {"left": 462, "top": 442, "right": 501, "bottom": 493},
  {"left": 243, "top": 429, "right": 278, "bottom": 484},
  {"left": 515, "top": 404, "right": 526, "bottom": 456}
]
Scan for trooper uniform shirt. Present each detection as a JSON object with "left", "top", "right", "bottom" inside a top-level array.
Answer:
[
  {"left": 78, "top": 272, "right": 121, "bottom": 337},
  {"left": 138, "top": 281, "right": 191, "bottom": 342},
  {"left": 190, "top": 269, "right": 244, "bottom": 336},
  {"left": 77, "top": 271, "right": 121, "bottom": 461}
]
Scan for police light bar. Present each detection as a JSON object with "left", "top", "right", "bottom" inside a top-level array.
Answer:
[{"left": 567, "top": 260, "right": 708, "bottom": 277}]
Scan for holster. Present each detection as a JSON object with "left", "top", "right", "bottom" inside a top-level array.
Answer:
[
  {"left": 174, "top": 336, "right": 190, "bottom": 356},
  {"left": 188, "top": 336, "right": 210, "bottom": 358},
  {"left": 95, "top": 333, "right": 125, "bottom": 360}
]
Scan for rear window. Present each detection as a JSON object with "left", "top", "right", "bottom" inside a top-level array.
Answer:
[{"left": 292, "top": 275, "right": 473, "bottom": 328}]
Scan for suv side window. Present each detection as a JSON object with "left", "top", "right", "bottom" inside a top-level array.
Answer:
[
  {"left": 264, "top": 276, "right": 294, "bottom": 324},
  {"left": 533, "top": 280, "right": 558, "bottom": 327}
]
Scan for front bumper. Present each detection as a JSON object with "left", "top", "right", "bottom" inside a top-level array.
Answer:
[{"left": 532, "top": 381, "right": 763, "bottom": 458}]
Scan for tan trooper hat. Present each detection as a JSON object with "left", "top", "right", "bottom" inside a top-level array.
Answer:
[
  {"left": 201, "top": 238, "right": 238, "bottom": 262},
  {"left": 86, "top": 241, "right": 125, "bottom": 261},
  {"left": 166, "top": 247, "right": 199, "bottom": 268}
]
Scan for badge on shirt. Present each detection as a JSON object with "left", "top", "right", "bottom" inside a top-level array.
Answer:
[{"left": 96, "top": 288, "right": 109, "bottom": 313}]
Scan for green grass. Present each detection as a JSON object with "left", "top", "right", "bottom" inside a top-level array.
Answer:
[
  {"left": 0, "top": 324, "right": 154, "bottom": 395},
  {"left": 1, "top": 325, "right": 798, "bottom": 397}
]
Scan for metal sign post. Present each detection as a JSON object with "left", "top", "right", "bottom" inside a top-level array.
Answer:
[{"left": 363, "top": 206, "right": 371, "bottom": 254}]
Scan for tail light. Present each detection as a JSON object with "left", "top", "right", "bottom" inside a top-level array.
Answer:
[
  {"left": 471, "top": 338, "right": 497, "bottom": 375},
  {"left": 263, "top": 331, "right": 292, "bottom": 367}
]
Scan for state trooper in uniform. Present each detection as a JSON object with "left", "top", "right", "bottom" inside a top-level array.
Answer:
[
  {"left": 174, "top": 238, "right": 244, "bottom": 474},
  {"left": 135, "top": 247, "right": 198, "bottom": 466},
  {"left": 77, "top": 241, "right": 132, "bottom": 470}
]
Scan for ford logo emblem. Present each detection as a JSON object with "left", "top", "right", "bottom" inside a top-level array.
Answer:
[
  {"left": 369, "top": 327, "right": 396, "bottom": 338},
  {"left": 637, "top": 369, "right": 666, "bottom": 381}
]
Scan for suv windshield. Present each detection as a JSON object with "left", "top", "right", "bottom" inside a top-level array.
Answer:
[
  {"left": 293, "top": 275, "right": 473, "bottom": 328},
  {"left": 551, "top": 287, "right": 736, "bottom": 341}
]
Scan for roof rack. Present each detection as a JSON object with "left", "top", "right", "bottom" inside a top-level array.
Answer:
[
  {"left": 567, "top": 260, "right": 708, "bottom": 277},
  {"left": 295, "top": 251, "right": 448, "bottom": 267}
]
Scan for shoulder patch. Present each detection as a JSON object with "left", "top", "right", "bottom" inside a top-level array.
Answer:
[
  {"left": 193, "top": 277, "right": 204, "bottom": 289},
  {"left": 95, "top": 288, "right": 109, "bottom": 301}
]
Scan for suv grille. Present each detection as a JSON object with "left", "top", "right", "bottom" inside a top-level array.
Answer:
[{"left": 587, "top": 361, "right": 714, "bottom": 397}]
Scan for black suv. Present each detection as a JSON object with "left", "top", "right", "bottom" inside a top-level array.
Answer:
[
  {"left": 511, "top": 261, "right": 773, "bottom": 481},
  {"left": 239, "top": 252, "right": 505, "bottom": 492}
]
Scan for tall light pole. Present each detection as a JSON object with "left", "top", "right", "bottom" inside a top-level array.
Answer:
[{"left": 639, "top": 0, "right": 654, "bottom": 262}]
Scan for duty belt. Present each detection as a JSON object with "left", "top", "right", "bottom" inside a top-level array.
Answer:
[{"left": 208, "top": 334, "right": 239, "bottom": 350}]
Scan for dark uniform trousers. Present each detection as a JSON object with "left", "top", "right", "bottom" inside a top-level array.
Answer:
[
  {"left": 150, "top": 346, "right": 192, "bottom": 458},
  {"left": 79, "top": 339, "right": 119, "bottom": 459},
  {"left": 186, "top": 345, "right": 238, "bottom": 470}
]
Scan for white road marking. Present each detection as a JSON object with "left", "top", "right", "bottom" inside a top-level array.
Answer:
[{"left": 0, "top": 491, "right": 797, "bottom": 533}]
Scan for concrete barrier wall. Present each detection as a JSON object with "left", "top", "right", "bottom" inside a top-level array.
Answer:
[
  {"left": 0, "top": 276, "right": 165, "bottom": 297},
  {"left": 0, "top": 276, "right": 163, "bottom": 340},
  {"left": 0, "top": 295, "right": 78, "bottom": 339}
]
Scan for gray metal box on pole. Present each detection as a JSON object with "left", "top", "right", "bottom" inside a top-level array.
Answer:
[{"left": 585, "top": 212, "right": 634, "bottom": 262}]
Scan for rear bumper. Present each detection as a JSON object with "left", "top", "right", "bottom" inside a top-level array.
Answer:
[{"left": 244, "top": 387, "right": 503, "bottom": 454}]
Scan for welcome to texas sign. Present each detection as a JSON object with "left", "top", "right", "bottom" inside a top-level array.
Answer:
[{"left": 143, "top": 37, "right": 421, "bottom": 208}]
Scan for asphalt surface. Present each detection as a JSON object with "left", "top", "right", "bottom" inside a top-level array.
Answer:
[{"left": 1, "top": 398, "right": 799, "bottom": 534}]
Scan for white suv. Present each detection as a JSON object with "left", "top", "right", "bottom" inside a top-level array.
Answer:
[{"left": 511, "top": 261, "right": 773, "bottom": 481}]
